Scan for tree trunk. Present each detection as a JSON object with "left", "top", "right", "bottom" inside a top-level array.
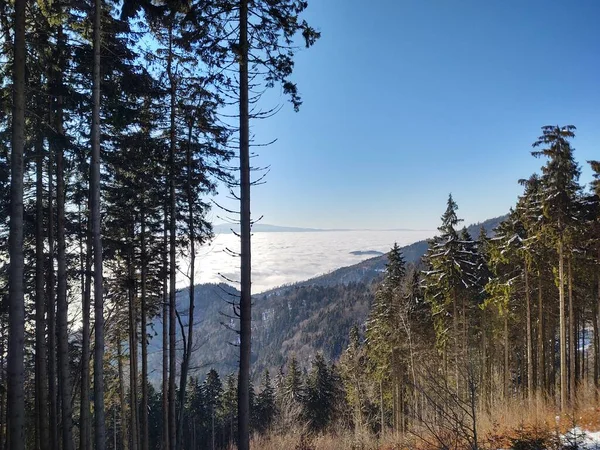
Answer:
[
  {"left": 537, "top": 273, "right": 546, "bottom": 398},
  {"left": 568, "top": 256, "right": 575, "bottom": 406},
  {"left": 504, "top": 313, "right": 509, "bottom": 400},
  {"left": 117, "top": 335, "right": 129, "bottom": 450},
  {"left": 596, "top": 246, "right": 600, "bottom": 400},
  {"left": 167, "top": 23, "right": 178, "bottom": 450},
  {"left": 46, "top": 146, "right": 59, "bottom": 450},
  {"left": 128, "top": 243, "right": 139, "bottom": 450},
  {"left": 56, "top": 35, "right": 76, "bottom": 448},
  {"left": 238, "top": 1, "right": 252, "bottom": 449},
  {"left": 176, "top": 123, "right": 197, "bottom": 450},
  {"left": 0, "top": 327, "right": 5, "bottom": 450},
  {"left": 558, "top": 239, "right": 567, "bottom": 411},
  {"left": 162, "top": 205, "right": 169, "bottom": 450},
  {"left": 91, "top": 0, "right": 106, "bottom": 446},
  {"left": 380, "top": 379, "right": 384, "bottom": 436},
  {"left": 140, "top": 212, "right": 149, "bottom": 450},
  {"left": 592, "top": 287, "right": 599, "bottom": 400},
  {"left": 525, "top": 262, "right": 533, "bottom": 399},
  {"left": 7, "top": 0, "right": 26, "bottom": 448},
  {"left": 453, "top": 292, "right": 459, "bottom": 394},
  {"left": 80, "top": 197, "right": 91, "bottom": 450},
  {"left": 35, "top": 135, "right": 51, "bottom": 450}
]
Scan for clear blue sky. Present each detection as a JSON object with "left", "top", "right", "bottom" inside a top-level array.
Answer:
[{"left": 214, "top": 0, "right": 600, "bottom": 230}]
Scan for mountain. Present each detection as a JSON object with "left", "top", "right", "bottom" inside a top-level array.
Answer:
[{"left": 148, "top": 215, "right": 506, "bottom": 383}]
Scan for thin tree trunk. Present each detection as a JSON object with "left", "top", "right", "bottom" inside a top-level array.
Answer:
[
  {"left": 55, "top": 32, "right": 75, "bottom": 447},
  {"left": 453, "top": 292, "right": 459, "bottom": 394},
  {"left": 593, "top": 290, "right": 599, "bottom": 400},
  {"left": 537, "top": 273, "right": 546, "bottom": 398},
  {"left": 380, "top": 379, "right": 384, "bottom": 436},
  {"left": 117, "top": 335, "right": 129, "bottom": 450},
  {"left": 0, "top": 328, "right": 5, "bottom": 450},
  {"left": 128, "top": 243, "right": 139, "bottom": 450},
  {"left": 596, "top": 247, "right": 600, "bottom": 399},
  {"left": 568, "top": 256, "right": 575, "bottom": 407},
  {"left": 525, "top": 262, "right": 533, "bottom": 399},
  {"left": 47, "top": 146, "right": 59, "bottom": 450},
  {"left": 176, "top": 123, "right": 197, "bottom": 450},
  {"left": 7, "top": 0, "right": 26, "bottom": 447},
  {"left": 504, "top": 313, "right": 509, "bottom": 400},
  {"left": 91, "top": 0, "right": 106, "bottom": 446},
  {"left": 35, "top": 135, "right": 51, "bottom": 450},
  {"left": 140, "top": 212, "right": 149, "bottom": 450},
  {"left": 167, "top": 23, "right": 177, "bottom": 450},
  {"left": 238, "top": 2, "right": 252, "bottom": 448},
  {"left": 558, "top": 239, "right": 567, "bottom": 411},
  {"left": 162, "top": 205, "right": 169, "bottom": 450},
  {"left": 80, "top": 198, "right": 91, "bottom": 450}
]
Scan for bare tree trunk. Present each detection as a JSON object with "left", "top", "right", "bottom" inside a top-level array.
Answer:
[
  {"left": 117, "top": 335, "right": 129, "bottom": 450},
  {"left": 128, "top": 244, "right": 139, "bottom": 450},
  {"left": 167, "top": 23, "right": 178, "bottom": 450},
  {"left": 504, "top": 313, "right": 509, "bottom": 400},
  {"left": 558, "top": 239, "right": 567, "bottom": 411},
  {"left": 593, "top": 289, "right": 599, "bottom": 400},
  {"left": 537, "top": 273, "right": 546, "bottom": 398},
  {"left": 380, "top": 379, "right": 384, "bottom": 436},
  {"left": 595, "top": 248, "right": 600, "bottom": 401},
  {"left": 140, "top": 213, "right": 149, "bottom": 450},
  {"left": 453, "top": 293, "right": 459, "bottom": 394},
  {"left": 55, "top": 33, "right": 75, "bottom": 447},
  {"left": 238, "top": 1, "right": 252, "bottom": 449},
  {"left": 80, "top": 197, "right": 91, "bottom": 450},
  {"left": 47, "top": 149, "right": 59, "bottom": 450},
  {"left": 568, "top": 256, "right": 575, "bottom": 407},
  {"left": 7, "top": 0, "right": 26, "bottom": 448},
  {"left": 91, "top": 0, "right": 106, "bottom": 446},
  {"left": 176, "top": 124, "right": 197, "bottom": 450},
  {"left": 0, "top": 327, "right": 5, "bottom": 450},
  {"left": 525, "top": 262, "right": 533, "bottom": 399},
  {"left": 35, "top": 135, "right": 51, "bottom": 450},
  {"left": 162, "top": 206, "right": 169, "bottom": 450}
]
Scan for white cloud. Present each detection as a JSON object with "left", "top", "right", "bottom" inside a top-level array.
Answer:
[{"left": 177, "top": 229, "right": 433, "bottom": 294}]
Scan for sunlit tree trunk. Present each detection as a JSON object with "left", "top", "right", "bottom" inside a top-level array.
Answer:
[
  {"left": 568, "top": 256, "right": 575, "bottom": 406},
  {"left": 558, "top": 238, "right": 567, "bottom": 411},
  {"left": 525, "top": 262, "right": 533, "bottom": 399}
]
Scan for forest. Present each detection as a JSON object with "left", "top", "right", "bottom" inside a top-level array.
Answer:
[{"left": 2, "top": 0, "right": 600, "bottom": 449}]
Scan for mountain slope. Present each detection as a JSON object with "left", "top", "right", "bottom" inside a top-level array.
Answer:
[{"left": 148, "top": 215, "right": 505, "bottom": 382}]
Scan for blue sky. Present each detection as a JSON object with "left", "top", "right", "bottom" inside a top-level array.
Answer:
[{"left": 213, "top": 0, "right": 600, "bottom": 230}]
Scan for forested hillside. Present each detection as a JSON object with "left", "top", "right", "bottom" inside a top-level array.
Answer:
[{"left": 149, "top": 215, "right": 504, "bottom": 383}]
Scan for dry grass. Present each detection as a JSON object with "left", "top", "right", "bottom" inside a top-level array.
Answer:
[{"left": 249, "top": 386, "right": 600, "bottom": 449}]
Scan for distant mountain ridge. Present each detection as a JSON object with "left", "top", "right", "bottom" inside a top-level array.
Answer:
[
  {"left": 212, "top": 223, "right": 433, "bottom": 234},
  {"left": 148, "top": 215, "right": 506, "bottom": 383},
  {"left": 212, "top": 223, "right": 347, "bottom": 233}
]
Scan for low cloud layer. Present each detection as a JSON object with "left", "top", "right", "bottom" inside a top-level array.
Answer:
[{"left": 177, "top": 229, "right": 433, "bottom": 294}]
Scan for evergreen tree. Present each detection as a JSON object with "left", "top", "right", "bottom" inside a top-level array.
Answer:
[{"left": 532, "top": 125, "right": 581, "bottom": 410}]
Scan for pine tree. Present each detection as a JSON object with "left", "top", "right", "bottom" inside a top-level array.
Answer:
[
  {"left": 422, "top": 195, "right": 466, "bottom": 366},
  {"left": 255, "top": 371, "right": 277, "bottom": 434},
  {"left": 532, "top": 125, "right": 581, "bottom": 410}
]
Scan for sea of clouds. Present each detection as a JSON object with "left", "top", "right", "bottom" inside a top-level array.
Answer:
[{"left": 177, "top": 229, "right": 434, "bottom": 294}]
